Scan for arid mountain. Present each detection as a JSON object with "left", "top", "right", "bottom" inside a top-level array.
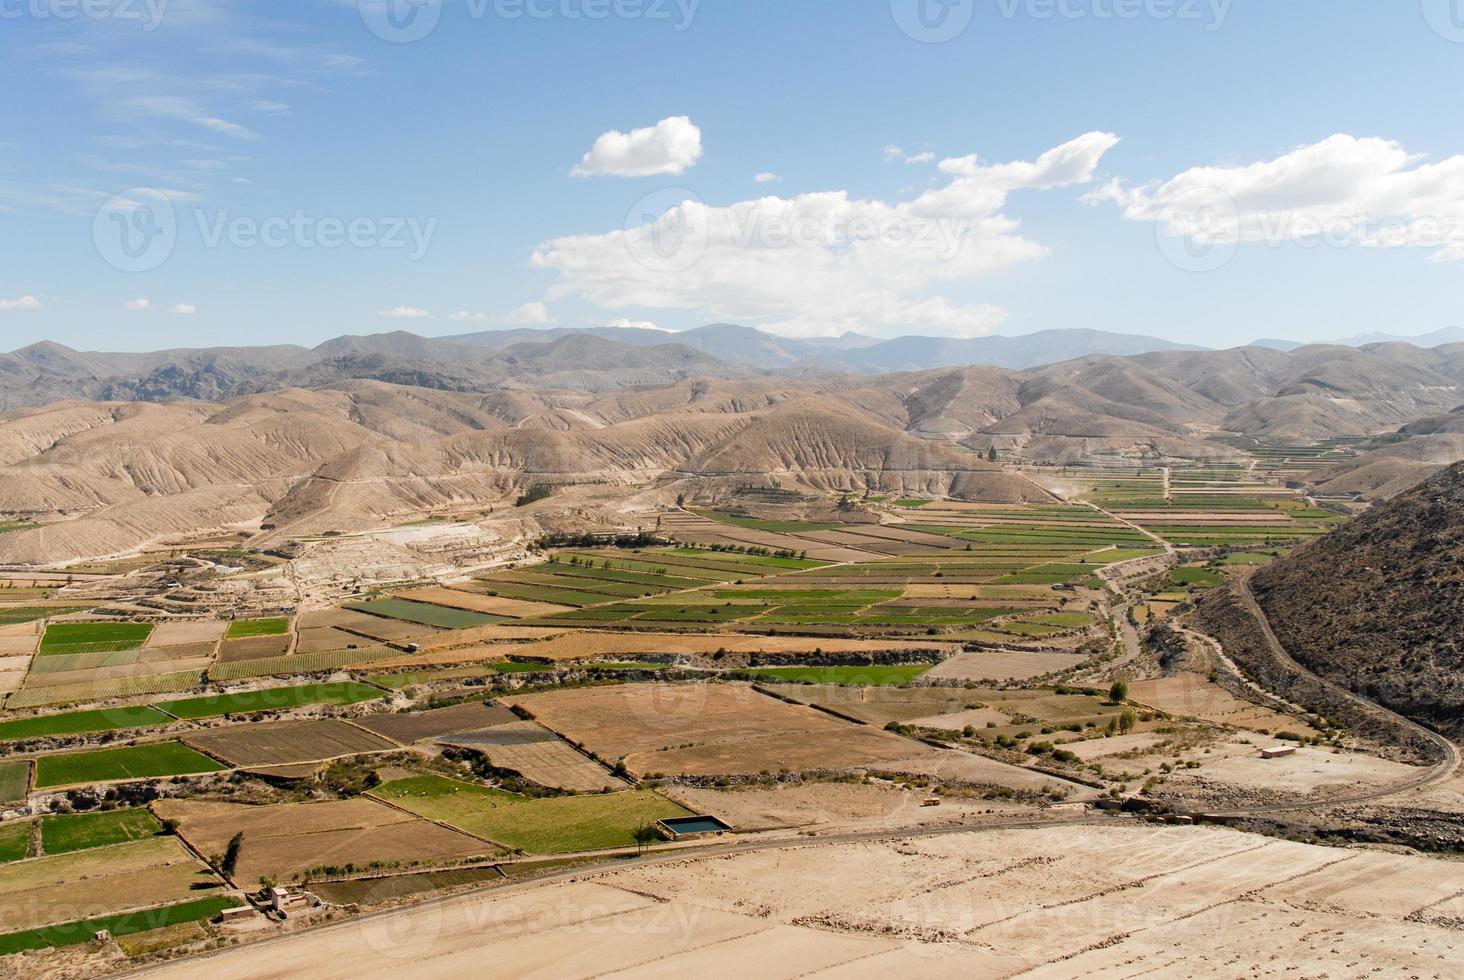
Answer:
[
  {"left": 1309, "top": 408, "right": 1464, "bottom": 499},
  {"left": 1227, "top": 463, "right": 1464, "bottom": 738},
  {"left": 3, "top": 338, "right": 1464, "bottom": 564},
  {"left": 0, "top": 332, "right": 751, "bottom": 411}
]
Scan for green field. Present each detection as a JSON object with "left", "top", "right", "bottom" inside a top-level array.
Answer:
[
  {"left": 157, "top": 681, "right": 382, "bottom": 720},
  {"left": 37, "top": 621, "right": 153, "bottom": 656},
  {"left": 0, "top": 760, "right": 29, "bottom": 803},
  {"left": 740, "top": 664, "right": 933, "bottom": 686},
  {"left": 376, "top": 775, "right": 689, "bottom": 853},
  {"left": 0, "top": 896, "right": 235, "bottom": 956},
  {"left": 1171, "top": 566, "right": 1225, "bottom": 588},
  {"left": 348, "top": 598, "right": 504, "bottom": 629},
  {"left": 225, "top": 617, "right": 290, "bottom": 638},
  {"left": 0, "top": 705, "right": 172, "bottom": 742},
  {"left": 34, "top": 742, "right": 227, "bottom": 788},
  {"left": 0, "top": 821, "right": 29, "bottom": 864},
  {"left": 0, "top": 605, "right": 90, "bottom": 626},
  {"left": 700, "top": 511, "right": 834, "bottom": 533},
  {"left": 40, "top": 807, "right": 162, "bottom": 855}
]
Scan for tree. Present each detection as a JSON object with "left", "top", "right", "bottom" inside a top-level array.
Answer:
[
  {"left": 1109, "top": 679, "right": 1129, "bottom": 704},
  {"left": 632, "top": 822, "right": 660, "bottom": 856},
  {"left": 220, "top": 831, "right": 244, "bottom": 878},
  {"left": 1118, "top": 707, "right": 1138, "bottom": 735},
  {"left": 987, "top": 446, "right": 998, "bottom": 463}
]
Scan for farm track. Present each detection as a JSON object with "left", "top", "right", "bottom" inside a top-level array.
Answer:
[{"left": 1190, "top": 572, "right": 1459, "bottom": 819}]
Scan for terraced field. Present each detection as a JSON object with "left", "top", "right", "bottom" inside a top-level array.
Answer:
[
  {"left": 33, "top": 742, "right": 227, "bottom": 788},
  {"left": 374, "top": 775, "right": 689, "bottom": 853},
  {"left": 37, "top": 622, "right": 153, "bottom": 656}
]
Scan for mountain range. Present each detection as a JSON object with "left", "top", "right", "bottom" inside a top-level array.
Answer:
[
  {"left": 7, "top": 322, "right": 1461, "bottom": 414},
  {"left": 3, "top": 340, "right": 1463, "bottom": 565}
]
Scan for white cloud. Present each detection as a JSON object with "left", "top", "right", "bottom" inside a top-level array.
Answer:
[
  {"left": 0, "top": 295, "right": 40, "bottom": 312},
  {"left": 755, "top": 172, "right": 781, "bottom": 184},
  {"left": 124, "top": 297, "right": 151, "bottom": 311},
  {"left": 447, "top": 302, "right": 555, "bottom": 326},
  {"left": 533, "top": 132, "right": 1118, "bottom": 338},
  {"left": 882, "top": 144, "right": 904, "bottom": 161},
  {"left": 503, "top": 301, "right": 555, "bottom": 325},
  {"left": 124, "top": 95, "right": 256, "bottom": 140},
  {"left": 1094, "top": 134, "right": 1464, "bottom": 262},
  {"left": 604, "top": 317, "right": 672, "bottom": 332},
  {"left": 380, "top": 306, "right": 431, "bottom": 319},
  {"left": 250, "top": 100, "right": 290, "bottom": 115},
  {"left": 167, "top": 303, "right": 196, "bottom": 315},
  {"left": 572, "top": 115, "right": 703, "bottom": 178},
  {"left": 906, "top": 151, "right": 935, "bottom": 164}
]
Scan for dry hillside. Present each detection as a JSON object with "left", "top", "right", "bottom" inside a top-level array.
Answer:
[{"left": 1238, "top": 463, "right": 1464, "bottom": 738}]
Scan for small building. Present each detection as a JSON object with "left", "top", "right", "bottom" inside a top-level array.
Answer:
[
  {"left": 265, "top": 886, "right": 322, "bottom": 915},
  {"left": 1261, "top": 746, "right": 1298, "bottom": 759},
  {"left": 217, "top": 906, "right": 257, "bottom": 924}
]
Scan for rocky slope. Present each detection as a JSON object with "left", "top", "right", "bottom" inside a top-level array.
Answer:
[{"left": 1229, "top": 463, "right": 1464, "bottom": 738}]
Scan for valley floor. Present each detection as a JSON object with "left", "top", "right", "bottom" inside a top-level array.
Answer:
[{"left": 129, "top": 822, "right": 1462, "bottom": 980}]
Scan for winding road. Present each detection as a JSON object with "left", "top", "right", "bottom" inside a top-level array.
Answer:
[{"left": 1190, "top": 571, "right": 1459, "bottom": 818}]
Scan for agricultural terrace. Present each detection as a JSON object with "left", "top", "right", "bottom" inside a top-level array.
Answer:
[
  {"left": 348, "top": 598, "right": 505, "bottom": 629},
  {"left": 507, "top": 683, "right": 950, "bottom": 779},
  {"left": 1024, "top": 462, "right": 1345, "bottom": 547},
  {"left": 156, "top": 681, "right": 382, "bottom": 719},
  {"left": 37, "top": 622, "right": 153, "bottom": 656},
  {"left": 0, "top": 760, "right": 29, "bottom": 804},
  {"left": 39, "top": 807, "right": 162, "bottom": 855},
  {"left": 374, "top": 775, "right": 689, "bottom": 854},
  {"left": 33, "top": 742, "right": 227, "bottom": 788},
  {"left": 153, "top": 797, "right": 494, "bottom": 885},
  {"left": 467, "top": 546, "right": 825, "bottom": 611},
  {"left": 0, "top": 605, "right": 90, "bottom": 626},
  {"left": 224, "top": 617, "right": 290, "bottom": 639},
  {"left": 0, "top": 836, "right": 223, "bottom": 954},
  {"left": 480, "top": 520, "right": 1130, "bottom": 641},
  {"left": 0, "top": 705, "right": 171, "bottom": 741}
]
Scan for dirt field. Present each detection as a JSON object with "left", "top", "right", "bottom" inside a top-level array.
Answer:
[
  {"left": 20, "top": 655, "right": 213, "bottom": 690},
  {"left": 0, "top": 836, "right": 212, "bottom": 933},
  {"left": 214, "top": 635, "right": 291, "bottom": 663},
  {"left": 0, "top": 656, "right": 28, "bottom": 694},
  {"left": 184, "top": 719, "right": 396, "bottom": 767},
  {"left": 354, "top": 701, "right": 519, "bottom": 743},
  {"left": 153, "top": 798, "right": 493, "bottom": 885},
  {"left": 440, "top": 721, "right": 629, "bottom": 792},
  {"left": 1162, "top": 743, "right": 1428, "bottom": 800},
  {"left": 0, "top": 631, "right": 38, "bottom": 658},
  {"left": 134, "top": 824, "right": 1463, "bottom": 979},
  {"left": 669, "top": 781, "right": 1031, "bottom": 833},
  {"left": 293, "top": 627, "right": 367, "bottom": 654},
  {"left": 1127, "top": 673, "right": 1301, "bottom": 732},
  {"left": 924, "top": 649, "right": 1086, "bottom": 682},
  {"left": 146, "top": 621, "right": 225, "bottom": 648},
  {"left": 504, "top": 683, "right": 1076, "bottom": 793}
]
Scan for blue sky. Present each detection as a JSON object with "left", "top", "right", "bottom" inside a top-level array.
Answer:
[{"left": 1, "top": 0, "right": 1462, "bottom": 352}]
